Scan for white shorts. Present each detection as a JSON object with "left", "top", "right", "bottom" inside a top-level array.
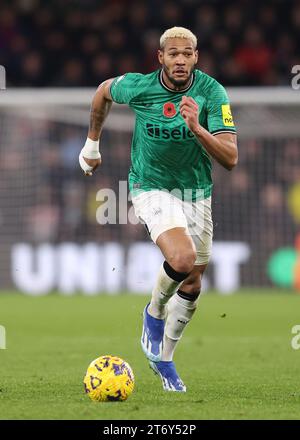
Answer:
[{"left": 132, "top": 190, "right": 213, "bottom": 265}]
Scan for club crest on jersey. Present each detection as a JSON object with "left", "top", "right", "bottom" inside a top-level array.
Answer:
[{"left": 163, "top": 102, "right": 176, "bottom": 118}]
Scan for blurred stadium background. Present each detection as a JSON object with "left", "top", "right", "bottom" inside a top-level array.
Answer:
[
  {"left": 1, "top": 0, "right": 300, "bottom": 422},
  {"left": 0, "top": 0, "right": 299, "bottom": 296}
]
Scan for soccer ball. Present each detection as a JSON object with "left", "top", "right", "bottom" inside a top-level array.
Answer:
[{"left": 83, "top": 355, "right": 134, "bottom": 402}]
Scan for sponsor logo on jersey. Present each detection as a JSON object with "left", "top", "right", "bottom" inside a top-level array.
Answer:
[
  {"left": 163, "top": 102, "right": 177, "bottom": 118},
  {"left": 221, "top": 104, "right": 234, "bottom": 126},
  {"left": 146, "top": 123, "right": 195, "bottom": 140}
]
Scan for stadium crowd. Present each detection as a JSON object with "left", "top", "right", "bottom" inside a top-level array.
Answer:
[{"left": 0, "top": 0, "right": 299, "bottom": 87}]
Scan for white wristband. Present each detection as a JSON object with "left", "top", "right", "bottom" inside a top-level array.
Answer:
[
  {"left": 81, "top": 138, "right": 101, "bottom": 160},
  {"left": 79, "top": 138, "right": 101, "bottom": 174}
]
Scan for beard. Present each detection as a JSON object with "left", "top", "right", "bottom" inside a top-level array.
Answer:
[{"left": 162, "top": 64, "right": 195, "bottom": 88}]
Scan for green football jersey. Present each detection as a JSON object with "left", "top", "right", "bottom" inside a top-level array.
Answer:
[{"left": 110, "top": 69, "right": 236, "bottom": 201}]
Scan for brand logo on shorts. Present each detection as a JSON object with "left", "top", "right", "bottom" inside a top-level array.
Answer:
[
  {"left": 146, "top": 123, "right": 194, "bottom": 141},
  {"left": 152, "top": 207, "right": 162, "bottom": 215},
  {"left": 163, "top": 102, "right": 177, "bottom": 118}
]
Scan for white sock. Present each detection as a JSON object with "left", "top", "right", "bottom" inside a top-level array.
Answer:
[
  {"left": 162, "top": 292, "right": 198, "bottom": 361},
  {"left": 148, "top": 263, "right": 188, "bottom": 319}
]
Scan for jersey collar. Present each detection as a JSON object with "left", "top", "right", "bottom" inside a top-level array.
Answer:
[{"left": 159, "top": 69, "right": 195, "bottom": 93}]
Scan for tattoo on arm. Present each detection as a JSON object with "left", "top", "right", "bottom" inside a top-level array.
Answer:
[
  {"left": 89, "top": 108, "right": 103, "bottom": 133},
  {"left": 89, "top": 100, "right": 112, "bottom": 138}
]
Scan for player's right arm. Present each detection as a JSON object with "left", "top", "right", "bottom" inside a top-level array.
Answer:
[
  {"left": 79, "top": 73, "right": 143, "bottom": 175},
  {"left": 88, "top": 79, "right": 114, "bottom": 141},
  {"left": 79, "top": 79, "right": 114, "bottom": 176}
]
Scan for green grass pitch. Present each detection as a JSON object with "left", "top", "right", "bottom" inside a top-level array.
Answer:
[{"left": 0, "top": 289, "right": 300, "bottom": 420}]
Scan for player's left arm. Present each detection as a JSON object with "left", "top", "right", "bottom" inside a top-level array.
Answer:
[{"left": 180, "top": 96, "right": 238, "bottom": 171}]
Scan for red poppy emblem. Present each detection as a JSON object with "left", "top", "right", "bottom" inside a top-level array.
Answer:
[{"left": 163, "top": 102, "right": 176, "bottom": 118}]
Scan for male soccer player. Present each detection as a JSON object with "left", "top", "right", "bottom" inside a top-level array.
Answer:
[{"left": 79, "top": 27, "right": 238, "bottom": 392}]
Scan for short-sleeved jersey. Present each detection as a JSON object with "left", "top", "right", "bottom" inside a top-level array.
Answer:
[{"left": 110, "top": 69, "right": 236, "bottom": 201}]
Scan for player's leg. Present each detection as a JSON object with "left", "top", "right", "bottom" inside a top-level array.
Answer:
[
  {"left": 132, "top": 190, "right": 196, "bottom": 362},
  {"left": 148, "top": 227, "right": 197, "bottom": 320},
  {"left": 162, "top": 264, "right": 206, "bottom": 362},
  {"left": 161, "top": 196, "right": 213, "bottom": 363},
  {"left": 141, "top": 227, "right": 196, "bottom": 362},
  {"left": 150, "top": 197, "right": 213, "bottom": 392},
  {"left": 149, "top": 265, "right": 207, "bottom": 392},
  {"left": 146, "top": 228, "right": 199, "bottom": 392}
]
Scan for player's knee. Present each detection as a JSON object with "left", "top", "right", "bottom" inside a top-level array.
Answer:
[{"left": 169, "top": 248, "right": 196, "bottom": 274}]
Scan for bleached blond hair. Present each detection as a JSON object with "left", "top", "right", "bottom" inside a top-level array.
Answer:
[{"left": 160, "top": 27, "right": 197, "bottom": 50}]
